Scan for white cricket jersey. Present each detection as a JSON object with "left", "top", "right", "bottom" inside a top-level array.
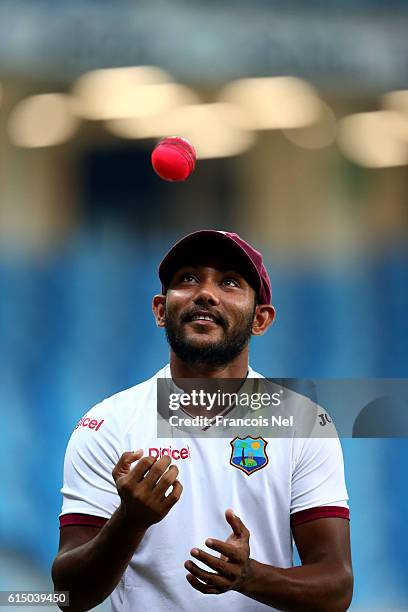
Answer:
[{"left": 60, "top": 365, "right": 349, "bottom": 612}]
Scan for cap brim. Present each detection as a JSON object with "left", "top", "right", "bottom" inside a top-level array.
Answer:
[{"left": 158, "top": 230, "right": 262, "bottom": 295}]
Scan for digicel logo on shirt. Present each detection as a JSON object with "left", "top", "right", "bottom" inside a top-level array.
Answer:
[
  {"left": 148, "top": 446, "right": 191, "bottom": 460},
  {"left": 75, "top": 416, "right": 105, "bottom": 431}
]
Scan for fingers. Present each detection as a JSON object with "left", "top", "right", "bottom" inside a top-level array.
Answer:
[
  {"left": 154, "top": 464, "right": 179, "bottom": 497},
  {"left": 186, "top": 574, "right": 222, "bottom": 595},
  {"left": 114, "top": 451, "right": 182, "bottom": 501},
  {"left": 163, "top": 480, "right": 183, "bottom": 510},
  {"left": 184, "top": 560, "right": 230, "bottom": 591},
  {"left": 114, "top": 453, "right": 176, "bottom": 491},
  {"left": 112, "top": 450, "right": 143, "bottom": 482},
  {"left": 204, "top": 539, "right": 241, "bottom": 563},
  {"left": 142, "top": 455, "right": 173, "bottom": 487},
  {"left": 225, "top": 508, "right": 249, "bottom": 539},
  {"left": 125, "top": 454, "right": 167, "bottom": 484},
  {"left": 189, "top": 548, "right": 235, "bottom": 579}
]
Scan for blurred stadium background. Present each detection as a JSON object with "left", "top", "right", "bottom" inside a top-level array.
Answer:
[{"left": 0, "top": 1, "right": 408, "bottom": 610}]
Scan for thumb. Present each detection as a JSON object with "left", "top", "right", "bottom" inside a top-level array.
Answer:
[{"left": 225, "top": 508, "right": 248, "bottom": 537}]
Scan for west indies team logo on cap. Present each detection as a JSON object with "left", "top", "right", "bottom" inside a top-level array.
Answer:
[{"left": 229, "top": 436, "right": 269, "bottom": 476}]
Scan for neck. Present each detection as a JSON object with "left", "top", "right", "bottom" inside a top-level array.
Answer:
[{"left": 169, "top": 348, "right": 249, "bottom": 379}]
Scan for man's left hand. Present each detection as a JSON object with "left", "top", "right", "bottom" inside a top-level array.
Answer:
[{"left": 184, "top": 508, "right": 251, "bottom": 595}]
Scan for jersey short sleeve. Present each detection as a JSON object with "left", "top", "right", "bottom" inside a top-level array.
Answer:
[
  {"left": 59, "top": 401, "right": 122, "bottom": 520},
  {"left": 290, "top": 434, "right": 349, "bottom": 515}
]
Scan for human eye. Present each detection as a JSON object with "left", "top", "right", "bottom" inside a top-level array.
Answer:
[
  {"left": 182, "top": 272, "right": 198, "bottom": 283},
  {"left": 223, "top": 277, "right": 240, "bottom": 287}
]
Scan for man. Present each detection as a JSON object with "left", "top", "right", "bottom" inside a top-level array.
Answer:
[{"left": 52, "top": 230, "right": 353, "bottom": 612}]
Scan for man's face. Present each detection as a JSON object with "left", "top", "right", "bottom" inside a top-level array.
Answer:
[{"left": 163, "top": 255, "right": 257, "bottom": 367}]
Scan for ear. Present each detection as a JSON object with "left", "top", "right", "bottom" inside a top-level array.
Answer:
[
  {"left": 152, "top": 294, "right": 166, "bottom": 328},
  {"left": 252, "top": 304, "right": 276, "bottom": 336}
]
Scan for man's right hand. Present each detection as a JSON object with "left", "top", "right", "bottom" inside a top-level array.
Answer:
[
  {"left": 112, "top": 450, "right": 183, "bottom": 531},
  {"left": 52, "top": 450, "right": 182, "bottom": 612}
]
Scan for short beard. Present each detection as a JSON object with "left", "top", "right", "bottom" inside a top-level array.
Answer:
[{"left": 164, "top": 302, "right": 256, "bottom": 367}]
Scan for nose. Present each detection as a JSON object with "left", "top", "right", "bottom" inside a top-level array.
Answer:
[{"left": 192, "top": 281, "right": 220, "bottom": 307}]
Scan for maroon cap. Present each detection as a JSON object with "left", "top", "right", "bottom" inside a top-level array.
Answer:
[{"left": 158, "top": 230, "right": 272, "bottom": 304}]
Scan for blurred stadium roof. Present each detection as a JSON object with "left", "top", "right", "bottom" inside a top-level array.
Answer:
[{"left": 0, "top": 0, "right": 408, "bottom": 91}]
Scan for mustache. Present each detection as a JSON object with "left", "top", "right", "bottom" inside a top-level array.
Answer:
[{"left": 180, "top": 307, "right": 227, "bottom": 329}]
